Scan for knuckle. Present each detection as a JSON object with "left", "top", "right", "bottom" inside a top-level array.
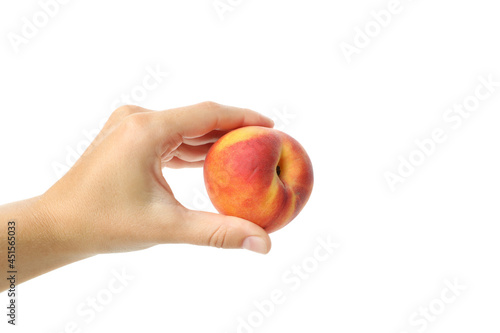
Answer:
[
  {"left": 113, "top": 105, "right": 140, "bottom": 118},
  {"left": 208, "top": 224, "right": 228, "bottom": 248},
  {"left": 120, "top": 112, "right": 152, "bottom": 134},
  {"left": 200, "top": 101, "right": 221, "bottom": 110}
]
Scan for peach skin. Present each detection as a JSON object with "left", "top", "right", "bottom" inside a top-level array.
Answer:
[{"left": 203, "top": 126, "right": 313, "bottom": 233}]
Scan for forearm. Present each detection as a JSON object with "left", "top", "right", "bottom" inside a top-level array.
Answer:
[{"left": 0, "top": 196, "right": 92, "bottom": 292}]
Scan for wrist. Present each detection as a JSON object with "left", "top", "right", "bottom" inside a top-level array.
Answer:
[{"left": 31, "top": 195, "right": 95, "bottom": 258}]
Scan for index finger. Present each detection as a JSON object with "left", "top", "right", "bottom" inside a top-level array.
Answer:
[{"left": 154, "top": 101, "right": 275, "bottom": 139}]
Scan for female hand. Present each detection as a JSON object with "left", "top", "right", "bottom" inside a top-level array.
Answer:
[{"left": 41, "top": 102, "right": 274, "bottom": 255}]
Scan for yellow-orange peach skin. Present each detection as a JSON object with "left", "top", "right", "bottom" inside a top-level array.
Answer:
[{"left": 203, "top": 126, "right": 313, "bottom": 233}]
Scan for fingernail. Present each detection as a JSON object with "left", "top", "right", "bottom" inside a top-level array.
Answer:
[{"left": 242, "top": 236, "right": 268, "bottom": 254}]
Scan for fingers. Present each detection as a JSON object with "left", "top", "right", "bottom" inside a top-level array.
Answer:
[
  {"left": 174, "top": 210, "right": 271, "bottom": 254},
  {"left": 173, "top": 142, "right": 213, "bottom": 163},
  {"left": 161, "top": 142, "right": 212, "bottom": 168},
  {"left": 162, "top": 157, "right": 204, "bottom": 169},
  {"left": 182, "top": 130, "right": 228, "bottom": 146},
  {"left": 153, "top": 101, "right": 274, "bottom": 140}
]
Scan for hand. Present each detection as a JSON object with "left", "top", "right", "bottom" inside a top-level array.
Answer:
[{"left": 38, "top": 102, "right": 274, "bottom": 256}]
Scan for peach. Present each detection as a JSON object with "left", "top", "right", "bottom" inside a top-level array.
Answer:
[{"left": 203, "top": 126, "right": 313, "bottom": 233}]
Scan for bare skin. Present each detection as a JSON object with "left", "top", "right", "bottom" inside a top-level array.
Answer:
[{"left": 0, "top": 102, "right": 274, "bottom": 292}]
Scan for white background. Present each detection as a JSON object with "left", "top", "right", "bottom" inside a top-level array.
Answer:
[{"left": 1, "top": 0, "right": 500, "bottom": 332}]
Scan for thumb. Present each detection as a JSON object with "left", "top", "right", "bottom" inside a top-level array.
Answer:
[{"left": 178, "top": 210, "right": 271, "bottom": 254}]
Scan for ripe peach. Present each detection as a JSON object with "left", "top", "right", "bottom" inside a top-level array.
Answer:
[{"left": 203, "top": 126, "right": 313, "bottom": 233}]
